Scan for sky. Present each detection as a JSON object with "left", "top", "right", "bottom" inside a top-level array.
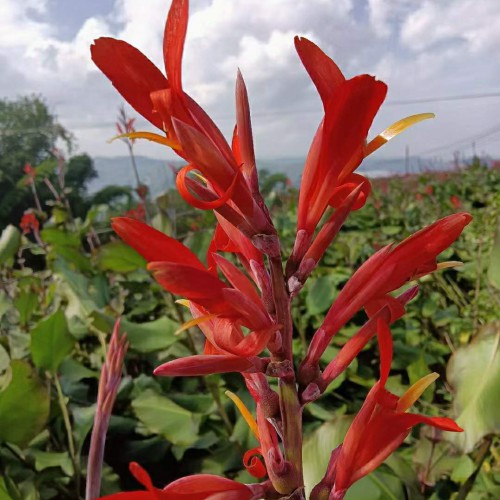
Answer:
[{"left": 1, "top": 0, "right": 500, "bottom": 163}]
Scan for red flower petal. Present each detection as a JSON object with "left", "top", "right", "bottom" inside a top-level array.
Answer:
[
  {"left": 162, "top": 474, "right": 253, "bottom": 500},
  {"left": 294, "top": 36, "right": 345, "bottom": 106},
  {"left": 154, "top": 355, "right": 257, "bottom": 376},
  {"left": 111, "top": 217, "right": 204, "bottom": 270},
  {"left": 91, "top": 38, "right": 168, "bottom": 130}
]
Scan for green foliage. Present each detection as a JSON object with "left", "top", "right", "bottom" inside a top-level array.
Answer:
[
  {"left": 447, "top": 323, "right": 500, "bottom": 453},
  {"left": 0, "top": 161, "right": 498, "bottom": 498},
  {"left": 0, "top": 361, "right": 50, "bottom": 447},
  {"left": 30, "top": 309, "right": 75, "bottom": 373},
  {"left": 0, "top": 226, "right": 21, "bottom": 264}
]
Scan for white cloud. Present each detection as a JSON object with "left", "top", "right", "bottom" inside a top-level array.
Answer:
[{"left": 0, "top": 0, "right": 499, "bottom": 163}]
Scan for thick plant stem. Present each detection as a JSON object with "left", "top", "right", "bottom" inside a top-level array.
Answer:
[{"left": 269, "top": 256, "right": 304, "bottom": 494}]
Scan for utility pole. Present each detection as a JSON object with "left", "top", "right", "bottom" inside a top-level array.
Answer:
[{"left": 405, "top": 144, "right": 410, "bottom": 175}]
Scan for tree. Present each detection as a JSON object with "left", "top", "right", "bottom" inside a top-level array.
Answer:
[{"left": 0, "top": 95, "right": 73, "bottom": 227}]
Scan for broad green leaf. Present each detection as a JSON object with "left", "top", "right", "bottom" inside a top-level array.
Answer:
[
  {"left": 40, "top": 227, "right": 80, "bottom": 248},
  {"left": 96, "top": 241, "right": 146, "bottom": 273},
  {"left": 29, "top": 450, "right": 74, "bottom": 476},
  {"left": 92, "top": 312, "right": 178, "bottom": 353},
  {"left": 132, "top": 389, "right": 201, "bottom": 446},
  {"left": 0, "top": 345, "right": 11, "bottom": 391},
  {"left": 0, "top": 225, "right": 21, "bottom": 264},
  {"left": 30, "top": 309, "right": 75, "bottom": 373},
  {"left": 450, "top": 455, "right": 475, "bottom": 484},
  {"left": 14, "top": 291, "right": 37, "bottom": 327},
  {"left": 0, "top": 361, "right": 50, "bottom": 447},
  {"left": 53, "top": 258, "right": 97, "bottom": 320},
  {"left": 59, "top": 358, "right": 97, "bottom": 382},
  {"left": 0, "top": 476, "right": 15, "bottom": 500},
  {"left": 306, "top": 276, "right": 336, "bottom": 315},
  {"left": 303, "top": 416, "right": 352, "bottom": 495},
  {"left": 487, "top": 221, "right": 500, "bottom": 289},
  {"left": 446, "top": 322, "right": 500, "bottom": 452},
  {"left": 72, "top": 405, "right": 96, "bottom": 454}
]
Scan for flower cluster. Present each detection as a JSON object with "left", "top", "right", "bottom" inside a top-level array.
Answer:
[{"left": 91, "top": 1, "right": 471, "bottom": 499}]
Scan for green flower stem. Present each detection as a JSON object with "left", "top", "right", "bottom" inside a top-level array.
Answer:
[{"left": 52, "top": 373, "right": 79, "bottom": 494}]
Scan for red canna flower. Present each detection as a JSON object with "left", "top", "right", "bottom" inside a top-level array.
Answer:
[
  {"left": 291, "top": 37, "right": 435, "bottom": 265},
  {"left": 20, "top": 211, "right": 39, "bottom": 235},
  {"left": 124, "top": 202, "right": 146, "bottom": 221},
  {"left": 450, "top": 194, "right": 462, "bottom": 208},
  {"left": 23, "top": 163, "right": 36, "bottom": 185},
  {"left": 424, "top": 185, "right": 434, "bottom": 195},
  {"left": 97, "top": 461, "right": 259, "bottom": 500},
  {"left": 91, "top": 0, "right": 273, "bottom": 240},
  {"left": 300, "top": 212, "right": 472, "bottom": 384},
  {"left": 324, "top": 320, "right": 462, "bottom": 498},
  {"left": 112, "top": 217, "right": 279, "bottom": 375}
]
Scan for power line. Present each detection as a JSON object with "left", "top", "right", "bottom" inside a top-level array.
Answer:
[
  {"left": 386, "top": 91, "right": 500, "bottom": 106},
  {"left": 415, "top": 123, "right": 500, "bottom": 156}
]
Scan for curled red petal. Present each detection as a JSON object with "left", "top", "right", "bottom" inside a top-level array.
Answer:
[
  {"left": 243, "top": 447, "right": 267, "bottom": 478},
  {"left": 176, "top": 164, "right": 241, "bottom": 210},
  {"left": 329, "top": 174, "right": 371, "bottom": 211}
]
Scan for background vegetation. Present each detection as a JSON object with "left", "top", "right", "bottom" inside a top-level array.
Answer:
[{"left": 0, "top": 96, "right": 499, "bottom": 499}]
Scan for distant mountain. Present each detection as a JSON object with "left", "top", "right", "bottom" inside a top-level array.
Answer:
[{"left": 88, "top": 154, "right": 452, "bottom": 195}]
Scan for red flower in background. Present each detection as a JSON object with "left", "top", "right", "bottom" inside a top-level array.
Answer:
[
  {"left": 23, "top": 163, "right": 36, "bottom": 185},
  {"left": 20, "top": 212, "right": 39, "bottom": 235},
  {"left": 124, "top": 203, "right": 146, "bottom": 221},
  {"left": 450, "top": 195, "right": 462, "bottom": 208}
]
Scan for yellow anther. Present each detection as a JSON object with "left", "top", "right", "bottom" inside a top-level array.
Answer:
[
  {"left": 396, "top": 372, "right": 439, "bottom": 412},
  {"left": 225, "top": 390, "right": 259, "bottom": 440},
  {"left": 365, "top": 113, "right": 435, "bottom": 157},
  {"left": 108, "top": 131, "right": 181, "bottom": 150},
  {"left": 174, "top": 314, "right": 216, "bottom": 335}
]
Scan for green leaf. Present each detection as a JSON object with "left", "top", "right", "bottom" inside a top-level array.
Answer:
[
  {"left": 0, "top": 345, "right": 11, "bottom": 392},
  {"left": 0, "top": 361, "right": 50, "bottom": 447},
  {"left": 40, "top": 228, "right": 81, "bottom": 248},
  {"left": 0, "top": 225, "right": 21, "bottom": 264},
  {"left": 446, "top": 322, "right": 500, "bottom": 452},
  {"left": 306, "top": 276, "right": 336, "bottom": 315},
  {"left": 30, "top": 309, "right": 75, "bottom": 373},
  {"left": 303, "top": 416, "right": 352, "bottom": 495},
  {"left": 29, "top": 450, "right": 74, "bottom": 476},
  {"left": 96, "top": 241, "right": 146, "bottom": 273},
  {"left": 450, "top": 455, "right": 475, "bottom": 484},
  {"left": 14, "top": 291, "right": 38, "bottom": 327},
  {"left": 132, "top": 389, "right": 201, "bottom": 446},
  {"left": 487, "top": 221, "right": 500, "bottom": 289},
  {"left": 92, "top": 312, "right": 178, "bottom": 353}
]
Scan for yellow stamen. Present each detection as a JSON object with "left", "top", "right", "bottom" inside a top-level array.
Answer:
[
  {"left": 436, "top": 261, "right": 463, "bottom": 271},
  {"left": 108, "top": 131, "right": 181, "bottom": 150},
  {"left": 396, "top": 372, "right": 439, "bottom": 412},
  {"left": 225, "top": 390, "right": 259, "bottom": 440},
  {"left": 191, "top": 171, "right": 208, "bottom": 184},
  {"left": 365, "top": 113, "right": 435, "bottom": 157},
  {"left": 174, "top": 314, "right": 216, "bottom": 335},
  {"left": 175, "top": 299, "right": 191, "bottom": 308}
]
